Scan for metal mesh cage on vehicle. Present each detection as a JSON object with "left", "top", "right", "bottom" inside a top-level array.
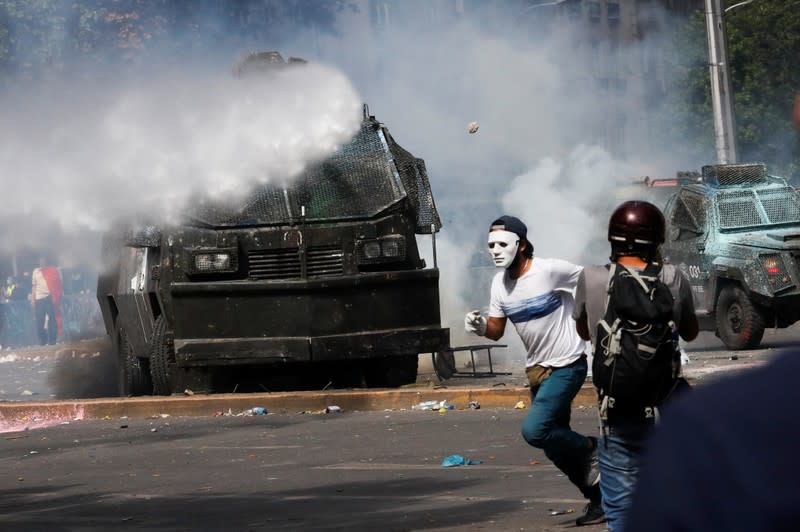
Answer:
[
  {"left": 717, "top": 187, "right": 800, "bottom": 229},
  {"left": 672, "top": 193, "right": 704, "bottom": 233},
  {"left": 717, "top": 190, "right": 762, "bottom": 229},
  {"left": 680, "top": 193, "right": 706, "bottom": 228},
  {"left": 187, "top": 118, "right": 441, "bottom": 233},
  {"left": 702, "top": 163, "right": 768, "bottom": 186},
  {"left": 382, "top": 131, "right": 442, "bottom": 233},
  {"left": 758, "top": 188, "right": 800, "bottom": 225}
]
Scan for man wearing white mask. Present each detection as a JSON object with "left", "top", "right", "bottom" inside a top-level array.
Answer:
[{"left": 465, "top": 215, "right": 604, "bottom": 526}]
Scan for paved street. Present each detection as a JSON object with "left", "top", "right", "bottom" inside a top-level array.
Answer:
[
  {"left": 0, "top": 329, "right": 797, "bottom": 531},
  {"left": 1, "top": 407, "right": 605, "bottom": 531}
]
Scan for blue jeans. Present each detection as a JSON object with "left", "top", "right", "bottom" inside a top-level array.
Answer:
[
  {"left": 521, "top": 356, "right": 600, "bottom": 502},
  {"left": 599, "top": 422, "right": 652, "bottom": 531}
]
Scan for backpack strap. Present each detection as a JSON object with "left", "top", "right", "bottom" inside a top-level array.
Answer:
[
  {"left": 598, "top": 264, "right": 623, "bottom": 366},
  {"left": 600, "top": 263, "right": 616, "bottom": 317},
  {"left": 618, "top": 263, "right": 660, "bottom": 296}
]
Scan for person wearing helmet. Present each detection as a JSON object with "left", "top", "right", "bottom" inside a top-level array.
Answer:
[
  {"left": 465, "top": 215, "right": 604, "bottom": 527},
  {"left": 572, "top": 200, "right": 698, "bottom": 532}
]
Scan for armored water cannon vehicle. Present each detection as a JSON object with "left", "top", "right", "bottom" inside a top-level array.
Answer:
[
  {"left": 659, "top": 162, "right": 800, "bottom": 349},
  {"left": 97, "top": 52, "right": 449, "bottom": 396}
]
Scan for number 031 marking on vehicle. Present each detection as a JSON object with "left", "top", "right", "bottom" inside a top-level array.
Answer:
[{"left": 687, "top": 265, "right": 702, "bottom": 279}]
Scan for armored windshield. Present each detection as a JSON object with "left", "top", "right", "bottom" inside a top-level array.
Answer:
[
  {"left": 717, "top": 186, "right": 800, "bottom": 230},
  {"left": 186, "top": 118, "right": 441, "bottom": 233}
]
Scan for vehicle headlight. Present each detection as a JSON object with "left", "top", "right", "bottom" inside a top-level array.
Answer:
[
  {"left": 380, "top": 236, "right": 405, "bottom": 258},
  {"left": 195, "top": 253, "right": 230, "bottom": 271},
  {"left": 190, "top": 248, "right": 238, "bottom": 274},
  {"left": 759, "top": 254, "right": 793, "bottom": 290},
  {"left": 762, "top": 256, "right": 781, "bottom": 274},
  {"left": 362, "top": 241, "right": 382, "bottom": 260},
  {"left": 356, "top": 235, "right": 406, "bottom": 264}
]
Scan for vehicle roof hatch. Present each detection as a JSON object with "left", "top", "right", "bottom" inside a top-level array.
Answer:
[{"left": 701, "top": 163, "right": 768, "bottom": 187}]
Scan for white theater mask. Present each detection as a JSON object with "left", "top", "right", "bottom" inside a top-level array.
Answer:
[{"left": 487, "top": 230, "right": 520, "bottom": 269}]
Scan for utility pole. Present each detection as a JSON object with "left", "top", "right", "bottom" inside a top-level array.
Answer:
[{"left": 704, "top": 0, "right": 738, "bottom": 164}]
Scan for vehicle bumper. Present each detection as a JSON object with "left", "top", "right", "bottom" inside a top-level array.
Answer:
[
  {"left": 167, "top": 270, "right": 448, "bottom": 366},
  {"left": 756, "top": 292, "right": 800, "bottom": 327},
  {"left": 174, "top": 326, "right": 449, "bottom": 366}
]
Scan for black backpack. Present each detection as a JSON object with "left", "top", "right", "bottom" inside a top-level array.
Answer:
[{"left": 593, "top": 263, "right": 680, "bottom": 423}]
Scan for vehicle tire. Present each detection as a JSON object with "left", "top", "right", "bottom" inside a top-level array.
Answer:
[
  {"left": 716, "top": 285, "right": 767, "bottom": 350},
  {"left": 118, "top": 329, "right": 153, "bottom": 397},
  {"left": 149, "top": 315, "right": 174, "bottom": 395},
  {"left": 367, "top": 354, "right": 419, "bottom": 388}
]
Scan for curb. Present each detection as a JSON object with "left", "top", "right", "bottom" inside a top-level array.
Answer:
[{"left": 0, "top": 384, "right": 600, "bottom": 423}]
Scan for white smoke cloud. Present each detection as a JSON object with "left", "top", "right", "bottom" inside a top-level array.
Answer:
[
  {"left": 502, "top": 144, "right": 640, "bottom": 263},
  {"left": 0, "top": 62, "right": 362, "bottom": 242},
  {"left": 0, "top": 4, "right": 699, "bottom": 366},
  {"left": 303, "top": 6, "right": 695, "bottom": 358}
]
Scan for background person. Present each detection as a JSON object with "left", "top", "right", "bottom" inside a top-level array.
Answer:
[
  {"left": 31, "top": 257, "right": 63, "bottom": 345},
  {"left": 465, "top": 215, "right": 604, "bottom": 526},
  {"left": 2, "top": 276, "right": 15, "bottom": 301}
]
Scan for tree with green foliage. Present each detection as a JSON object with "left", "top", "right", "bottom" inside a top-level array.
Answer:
[{"left": 659, "top": 0, "right": 800, "bottom": 178}]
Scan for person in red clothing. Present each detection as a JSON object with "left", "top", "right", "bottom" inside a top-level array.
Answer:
[{"left": 30, "top": 256, "right": 63, "bottom": 345}]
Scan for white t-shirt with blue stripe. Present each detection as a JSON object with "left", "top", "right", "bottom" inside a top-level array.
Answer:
[{"left": 489, "top": 257, "right": 588, "bottom": 369}]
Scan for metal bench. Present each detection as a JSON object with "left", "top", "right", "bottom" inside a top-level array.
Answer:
[{"left": 433, "top": 344, "right": 511, "bottom": 379}]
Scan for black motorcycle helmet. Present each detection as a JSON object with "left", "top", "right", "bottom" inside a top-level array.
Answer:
[{"left": 608, "top": 200, "right": 665, "bottom": 261}]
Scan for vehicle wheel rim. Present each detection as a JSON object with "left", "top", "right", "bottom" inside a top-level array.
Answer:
[{"left": 727, "top": 303, "right": 743, "bottom": 333}]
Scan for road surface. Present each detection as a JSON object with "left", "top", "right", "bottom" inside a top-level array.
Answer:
[{"left": 1, "top": 407, "right": 605, "bottom": 531}]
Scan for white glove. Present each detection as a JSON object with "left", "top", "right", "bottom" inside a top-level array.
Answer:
[{"left": 464, "top": 310, "right": 487, "bottom": 336}]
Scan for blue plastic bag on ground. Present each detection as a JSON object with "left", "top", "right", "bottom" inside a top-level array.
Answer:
[{"left": 441, "top": 454, "right": 483, "bottom": 468}]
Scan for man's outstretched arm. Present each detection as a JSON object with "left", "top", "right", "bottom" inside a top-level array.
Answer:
[{"left": 483, "top": 316, "right": 506, "bottom": 341}]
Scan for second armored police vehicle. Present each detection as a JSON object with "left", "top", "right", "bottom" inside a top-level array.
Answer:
[{"left": 661, "top": 163, "right": 800, "bottom": 350}]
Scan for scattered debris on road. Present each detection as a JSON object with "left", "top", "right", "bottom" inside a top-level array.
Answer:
[
  {"left": 412, "top": 400, "right": 453, "bottom": 411},
  {"left": 441, "top": 454, "right": 483, "bottom": 467}
]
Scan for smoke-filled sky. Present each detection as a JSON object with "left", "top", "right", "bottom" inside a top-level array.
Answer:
[
  {"left": 0, "top": 62, "right": 361, "bottom": 240},
  {"left": 0, "top": 1, "right": 704, "bottom": 356}
]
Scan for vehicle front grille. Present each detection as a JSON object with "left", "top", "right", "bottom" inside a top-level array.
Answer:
[
  {"left": 307, "top": 247, "right": 345, "bottom": 277},
  {"left": 248, "top": 246, "right": 343, "bottom": 280}
]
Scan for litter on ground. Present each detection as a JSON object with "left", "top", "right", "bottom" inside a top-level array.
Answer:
[{"left": 441, "top": 454, "right": 483, "bottom": 467}]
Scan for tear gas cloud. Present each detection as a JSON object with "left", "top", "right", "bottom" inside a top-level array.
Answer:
[
  {"left": 0, "top": 61, "right": 362, "bottom": 254},
  {"left": 297, "top": 6, "right": 701, "bottom": 355},
  {"left": 2, "top": 3, "right": 700, "bottom": 372}
]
